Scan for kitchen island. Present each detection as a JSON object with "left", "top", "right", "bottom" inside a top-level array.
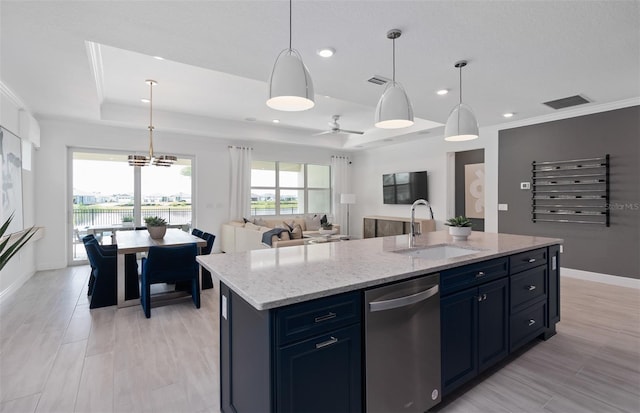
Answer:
[{"left": 197, "top": 230, "right": 562, "bottom": 413}]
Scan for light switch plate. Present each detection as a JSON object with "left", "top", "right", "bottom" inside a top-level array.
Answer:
[
  {"left": 520, "top": 182, "right": 531, "bottom": 190},
  {"left": 498, "top": 203, "right": 508, "bottom": 211}
]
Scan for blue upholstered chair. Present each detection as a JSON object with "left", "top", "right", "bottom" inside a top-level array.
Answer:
[
  {"left": 140, "top": 244, "right": 200, "bottom": 318},
  {"left": 179, "top": 229, "right": 215, "bottom": 290},
  {"left": 200, "top": 232, "right": 216, "bottom": 290},
  {"left": 82, "top": 235, "right": 139, "bottom": 307}
]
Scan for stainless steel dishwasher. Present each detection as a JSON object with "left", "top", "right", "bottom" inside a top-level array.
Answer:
[{"left": 365, "top": 273, "right": 441, "bottom": 412}]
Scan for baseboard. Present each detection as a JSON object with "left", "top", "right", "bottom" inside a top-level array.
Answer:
[
  {"left": 561, "top": 267, "right": 640, "bottom": 289},
  {"left": 0, "top": 268, "right": 35, "bottom": 303}
]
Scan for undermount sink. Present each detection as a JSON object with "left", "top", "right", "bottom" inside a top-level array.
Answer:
[{"left": 393, "top": 244, "right": 481, "bottom": 260}]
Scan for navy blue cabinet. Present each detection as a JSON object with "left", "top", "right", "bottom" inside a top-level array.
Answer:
[
  {"left": 441, "top": 278, "right": 509, "bottom": 395},
  {"left": 219, "top": 284, "right": 362, "bottom": 413},
  {"left": 277, "top": 324, "right": 362, "bottom": 413},
  {"left": 441, "top": 245, "right": 560, "bottom": 397}
]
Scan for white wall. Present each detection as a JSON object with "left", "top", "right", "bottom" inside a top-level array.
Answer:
[
  {"left": 34, "top": 118, "right": 344, "bottom": 270},
  {"left": 0, "top": 86, "right": 38, "bottom": 299},
  {"left": 350, "top": 127, "right": 500, "bottom": 238}
]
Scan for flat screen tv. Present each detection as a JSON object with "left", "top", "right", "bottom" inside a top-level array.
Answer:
[{"left": 383, "top": 171, "right": 428, "bottom": 204}]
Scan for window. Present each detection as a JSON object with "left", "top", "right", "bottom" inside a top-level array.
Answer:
[
  {"left": 71, "top": 150, "right": 193, "bottom": 262},
  {"left": 251, "top": 161, "right": 331, "bottom": 216}
]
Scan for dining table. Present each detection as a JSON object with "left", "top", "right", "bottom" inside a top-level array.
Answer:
[{"left": 115, "top": 228, "right": 207, "bottom": 308}]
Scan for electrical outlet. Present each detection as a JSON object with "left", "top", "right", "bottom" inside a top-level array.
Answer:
[{"left": 520, "top": 182, "right": 531, "bottom": 190}]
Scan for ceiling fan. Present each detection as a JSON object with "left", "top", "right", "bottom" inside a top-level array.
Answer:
[{"left": 313, "top": 115, "right": 365, "bottom": 136}]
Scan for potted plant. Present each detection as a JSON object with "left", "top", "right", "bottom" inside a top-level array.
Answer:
[
  {"left": 1, "top": 213, "right": 38, "bottom": 271},
  {"left": 445, "top": 216, "right": 472, "bottom": 241},
  {"left": 144, "top": 216, "right": 167, "bottom": 239},
  {"left": 121, "top": 215, "right": 134, "bottom": 227},
  {"left": 319, "top": 221, "right": 337, "bottom": 235}
]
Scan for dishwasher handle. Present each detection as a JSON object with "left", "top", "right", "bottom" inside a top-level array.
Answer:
[{"left": 369, "top": 284, "right": 439, "bottom": 312}]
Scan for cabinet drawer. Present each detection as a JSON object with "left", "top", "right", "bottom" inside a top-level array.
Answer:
[
  {"left": 441, "top": 258, "right": 509, "bottom": 296},
  {"left": 276, "top": 292, "right": 361, "bottom": 345},
  {"left": 510, "top": 266, "right": 547, "bottom": 313},
  {"left": 510, "top": 302, "right": 546, "bottom": 352},
  {"left": 509, "top": 248, "right": 547, "bottom": 274}
]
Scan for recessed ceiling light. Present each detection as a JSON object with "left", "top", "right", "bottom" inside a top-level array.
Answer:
[
  {"left": 437, "top": 89, "right": 449, "bottom": 96},
  {"left": 153, "top": 56, "right": 165, "bottom": 60},
  {"left": 316, "top": 48, "right": 335, "bottom": 58},
  {"left": 141, "top": 98, "right": 150, "bottom": 103},
  {"left": 272, "top": 119, "right": 280, "bottom": 123},
  {"left": 503, "top": 112, "right": 515, "bottom": 118}
]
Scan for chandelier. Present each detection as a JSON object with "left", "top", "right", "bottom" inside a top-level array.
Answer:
[{"left": 128, "top": 80, "right": 177, "bottom": 167}]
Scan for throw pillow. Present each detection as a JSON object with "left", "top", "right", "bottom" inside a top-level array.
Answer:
[
  {"left": 291, "top": 224, "right": 303, "bottom": 239},
  {"left": 281, "top": 220, "right": 295, "bottom": 231},
  {"left": 320, "top": 214, "right": 328, "bottom": 226},
  {"left": 254, "top": 217, "right": 268, "bottom": 227},
  {"left": 243, "top": 217, "right": 250, "bottom": 223},
  {"left": 279, "top": 230, "right": 291, "bottom": 240},
  {"left": 244, "top": 222, "right": 261, "bottom": 231},
  {"left": 305, "top": 214, "right": 322, "bottom": 230}
]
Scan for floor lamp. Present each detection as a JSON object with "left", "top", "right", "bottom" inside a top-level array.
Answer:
[{"left": 340, "top": 194, "right": 356, "bottom": 238}]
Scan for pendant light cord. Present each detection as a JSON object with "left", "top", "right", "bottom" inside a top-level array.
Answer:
[
  {"left": 392, "top": 37, "right": 396, "bottom": 82},
  {"left": 289, "top": 0, "right": 292, "bottom": 51},
  {"left": 148, "top": 81, "right": 154, "bottom": 158},
  {"left": 459, "top": 64, "right": 463, "bottom": 104}
]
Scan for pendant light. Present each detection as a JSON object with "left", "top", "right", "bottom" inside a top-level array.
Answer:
[
  {"left": 266, "top": 0, "right": 314, "bottom": 111},
  {"left": 374, "top": 29, "right": 414, "bottom": 129},
  {"left": 128, "top": 80, "right": 177, "bottom": 167},
  {"left": 444, "top": 60, "right": 479, "bottom": 141}
]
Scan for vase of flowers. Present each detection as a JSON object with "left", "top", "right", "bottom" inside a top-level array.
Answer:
[
  {"left": 445, "top": 216, "right": 472, "bottom": 241},
  {"left": 144, "top": 216, "right": 167, "bottom": 239}
]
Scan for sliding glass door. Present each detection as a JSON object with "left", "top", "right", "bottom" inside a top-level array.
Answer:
[{"left": 70, "top": 150, "right": 193, "bottom": 263}]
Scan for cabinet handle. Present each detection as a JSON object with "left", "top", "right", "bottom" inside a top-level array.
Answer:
[
  {"left": 477, "top": 293, "right": 487, "bottom": 302},
  {"left": 315, "top": 336, "right": 338, "bottom": 349},
  {"left": 527, "top": 285, "right": 537, "bottom": 291},
  {"left": 527, "top": 258, "right": 536, "bottom": 263},
  {"left": 314, "top": 312, "right": 336, "bottom": 323},
  {"left": 528, "top": 319, "right": 536, "bottom": 326},
  {"left": 475, "top": 271, "right": 486, "bottom": 278}
]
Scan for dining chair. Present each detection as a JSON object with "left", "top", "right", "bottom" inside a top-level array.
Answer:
[
  {"left": 200, "top": 232, "right": 216, "bottom": 289},
  {"left": 178, "top": 229, "right": 215, "bottom": 290},
  {"left": 140, "top": 244, "right": 200, "bottom": 318},
  {"left": 83, "top": 235, "right": 139, "bottom": 304}
]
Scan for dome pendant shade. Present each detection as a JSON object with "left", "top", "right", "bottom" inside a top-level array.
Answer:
[
  {"left": 444, "top": 60, "right": 479, "bottom": 141},
  {"left": 267, "top": 49, "right": 315, "bottom": 111},
  {"left": 444, "top": 103, "right": 479, "bottom": 141},
  {"left": 374, "top": 81, "right": 414, "bottom": 129}
]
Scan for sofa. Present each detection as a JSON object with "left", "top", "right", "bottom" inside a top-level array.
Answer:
[{"left": 221, "top": 216, "right": 340, "bottom": 253}]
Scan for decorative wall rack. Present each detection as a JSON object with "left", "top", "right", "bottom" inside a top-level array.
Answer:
[{"left": 531, "top": 155, "right": 609, "bottom": 226}]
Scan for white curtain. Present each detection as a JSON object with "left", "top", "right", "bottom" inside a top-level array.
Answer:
[
  {"left": 229, "top": 146, "right": 252, "bottom": 221},
  {"left": 331, "top": 156, "right": 351, "bottom": 233}
]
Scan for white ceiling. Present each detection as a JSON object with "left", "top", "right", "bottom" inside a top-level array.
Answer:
[{"left": 1, "top": 0, "right": 639, "bottom": 150}]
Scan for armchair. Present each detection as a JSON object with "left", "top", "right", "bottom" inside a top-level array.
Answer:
[{"left": 141, "top": 244, "right": 200, "bottom": 318}]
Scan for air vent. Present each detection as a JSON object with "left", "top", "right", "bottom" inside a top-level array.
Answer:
[
  {"left": 367, "top": 75, "right": 391, "bottom": 85},
  {"left": 543, "top": 95, "right": 590, "bottom": 110}
]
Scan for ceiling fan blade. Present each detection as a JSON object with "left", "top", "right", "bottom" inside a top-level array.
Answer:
[
  {"left": 338, "top": 129, "right": 365, "bottom": 135},
  {"left": 312, "top": 130, "right": 333, "bottom": 136}
]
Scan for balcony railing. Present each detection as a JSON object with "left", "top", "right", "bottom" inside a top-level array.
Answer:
[{"left": 73, "top": 208, "right": 192, "bottom": 228}]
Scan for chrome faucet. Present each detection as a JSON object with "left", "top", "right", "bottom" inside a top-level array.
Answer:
[{"left": 410, "top": 199, "right": 434, "bottom": 248}]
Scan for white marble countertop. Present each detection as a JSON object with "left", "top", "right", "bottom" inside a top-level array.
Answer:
[{"left": 197, "top": 230, "right": 562, "bottom": 311}]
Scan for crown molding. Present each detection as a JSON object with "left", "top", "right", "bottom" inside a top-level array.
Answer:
[
  {"left": 0, "top": 79, "right": 28, "bottom": 111},
  {"left": 490, "top": 97, "right": 640, "bottom": 131},
  {"left": 85, "top": 41, "right": 105, "bottom": 104}
]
